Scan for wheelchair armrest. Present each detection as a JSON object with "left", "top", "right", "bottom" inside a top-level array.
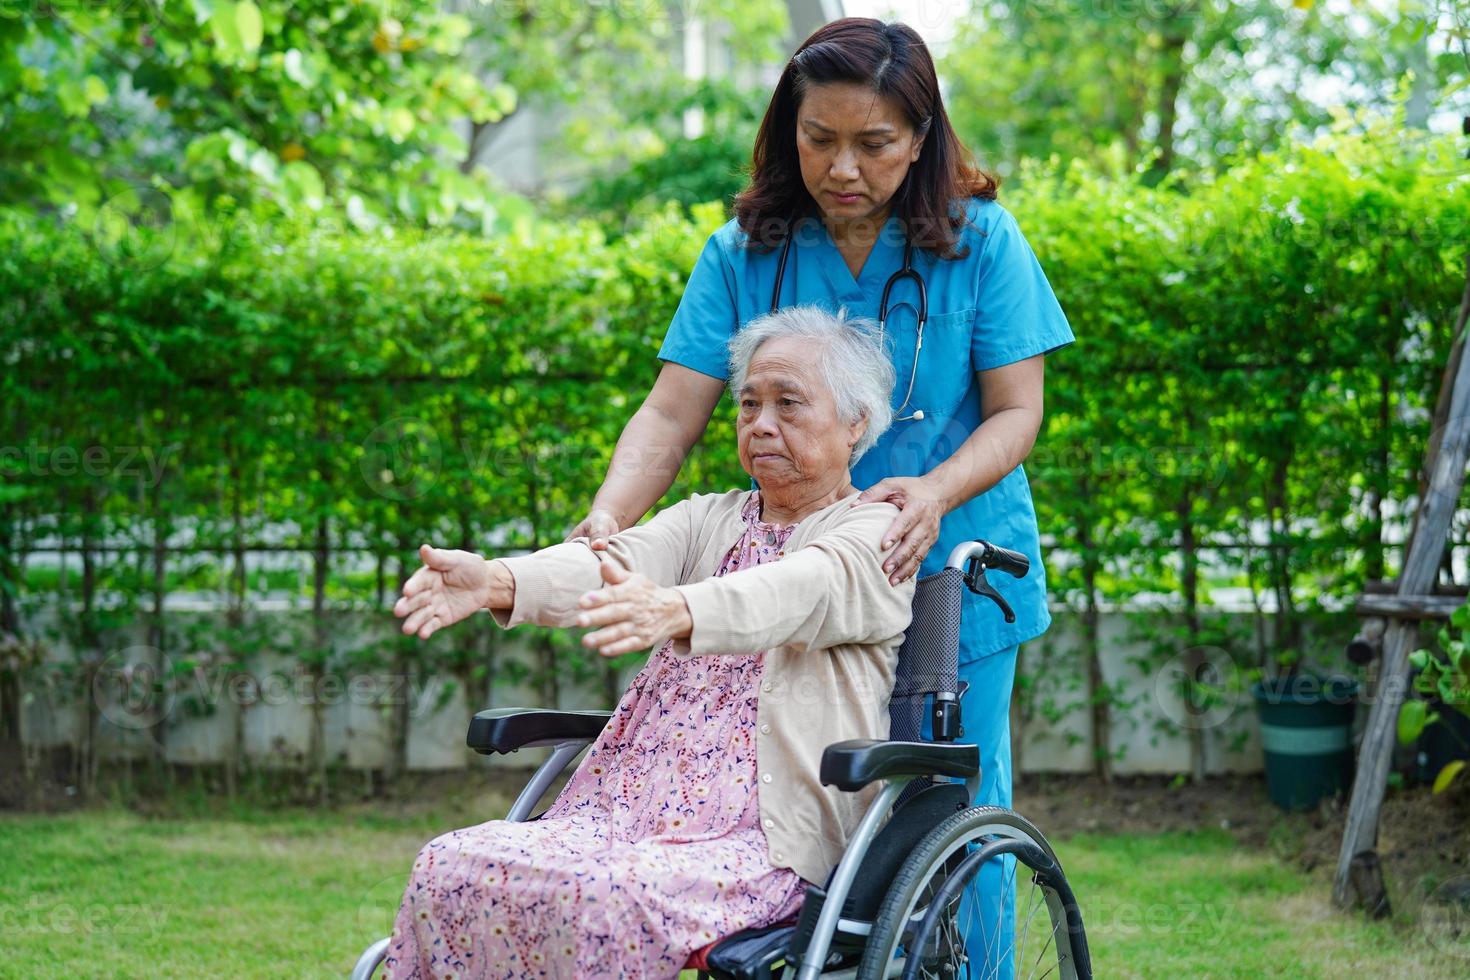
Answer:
[
  {"left": 466, "top": 708, "right": 612, "bottom": 755},
  {"left": 819, "top": 738, "right": 980, "bottom": 792}
]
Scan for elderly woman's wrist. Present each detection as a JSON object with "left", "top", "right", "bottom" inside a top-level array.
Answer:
[
  {"left": 665, "top": 587, "right": 694, "bottom": 638},
  {"left": 483, "top": 558, "right": 515, "bottom": 610}
]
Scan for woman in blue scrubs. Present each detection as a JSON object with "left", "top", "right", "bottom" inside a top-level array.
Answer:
[{"left": 569, "top": 17, "right": 1072, "bottom": 978}]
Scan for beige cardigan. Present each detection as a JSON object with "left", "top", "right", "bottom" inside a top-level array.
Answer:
[{"left": 490, "top": 488, "right": 915, "bottom": 885}]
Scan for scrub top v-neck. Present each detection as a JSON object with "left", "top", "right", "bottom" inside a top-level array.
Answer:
[{"left": 658, "top": 197, "right": 1074, "bottom": 662}]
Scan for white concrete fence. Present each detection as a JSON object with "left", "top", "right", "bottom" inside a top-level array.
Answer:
[{"left": 16, "top": 603, "right": 1345, "bottom": 778}]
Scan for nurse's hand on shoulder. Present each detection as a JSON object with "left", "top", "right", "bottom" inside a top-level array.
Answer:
[{"left": 854, "top": 477, "right": 946, "bottom": 585}]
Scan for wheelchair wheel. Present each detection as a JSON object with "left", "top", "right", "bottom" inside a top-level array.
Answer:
[{"left": 855, "top": 806, "right": 1090, "bottom": 980}]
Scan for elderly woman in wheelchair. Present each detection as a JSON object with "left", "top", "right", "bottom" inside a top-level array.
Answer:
[{"left": 361, "top": 306, "right": 1091, "bottom": 980}]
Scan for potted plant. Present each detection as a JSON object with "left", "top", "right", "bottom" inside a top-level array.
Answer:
[{"left": 1397, "top": 603, "right": 1470, "bottom": 794}]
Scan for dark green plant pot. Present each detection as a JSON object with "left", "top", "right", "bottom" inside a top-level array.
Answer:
[
  {"left": 1413, "top": 700, "right": 1470, "bottom": 785},
  {"left": 1253, "top": 676, "right": 1358, "bottom": 811}
]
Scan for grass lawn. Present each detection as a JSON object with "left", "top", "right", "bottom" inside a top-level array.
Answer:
[{"left": 0, "top": 806, "right": 1460, "bottom": 978}]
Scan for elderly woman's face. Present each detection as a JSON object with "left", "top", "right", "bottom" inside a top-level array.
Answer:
[
  {"left": 796, "top": 82, "right": 924, "bottom": 228},
  {"left": 736, "top": 337, "right": 865, "bottom": 493}
]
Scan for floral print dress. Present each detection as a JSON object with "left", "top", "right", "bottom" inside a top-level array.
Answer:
[{"left": 386, "top": 491, "right": 807, "bottom": 979}]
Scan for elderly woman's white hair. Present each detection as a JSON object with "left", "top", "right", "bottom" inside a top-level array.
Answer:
[{"left": 726, "top": 305, "right": 896, "bottom": 464}]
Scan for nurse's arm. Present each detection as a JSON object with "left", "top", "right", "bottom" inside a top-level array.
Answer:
[
  {"left": 928, "top": 353, "right": 1047, "bottom": 506},
  {"left": 574, "top": 362, "right": 726, "bottom": 542},
  {"left": 862, "top": 354, "right": 1046, "bottom": 584}
]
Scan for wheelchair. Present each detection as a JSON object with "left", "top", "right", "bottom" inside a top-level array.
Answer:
[{"left": 352, "top": 540, "right": 1091, "bottom": 980}]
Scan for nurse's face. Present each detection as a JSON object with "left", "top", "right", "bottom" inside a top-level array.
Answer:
[
  {"left": 795, "top": 82, "right": 924, "bottom": 229},
  {"left": 736, "top": 337, "right": 865, "bottom": 499}
]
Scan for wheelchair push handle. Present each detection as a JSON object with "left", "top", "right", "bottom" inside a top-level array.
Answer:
[
  {"left": 945, "top": 539, "right": 1030, "bottom": 578},
  {"left": 945, "top": 539, "right": 1030, "bottom": 625}
]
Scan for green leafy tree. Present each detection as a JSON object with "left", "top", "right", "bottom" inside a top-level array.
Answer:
[
  {"left": 0, "top": 0, "right": 514, "bottom": 227},
  {"left": 568, "top": 78, "right": 768, "bottom": 226},
  {"left": 461, "top": 0, "right": 788, "bottom": 224},
  {"left": 0, "top": 0, "right": 788, "bottom": 230},
  {"left": 943, "top": 0, "right": 1462, "bottom": 180}
]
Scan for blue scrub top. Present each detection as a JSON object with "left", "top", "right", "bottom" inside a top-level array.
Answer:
[{"left": 658, "top": 197, "right": 1074, "bottom": 662}]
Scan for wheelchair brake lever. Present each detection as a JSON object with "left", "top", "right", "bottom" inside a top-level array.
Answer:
[{"left": 964, "top": 560, "right": 1016, "bottom": 623}]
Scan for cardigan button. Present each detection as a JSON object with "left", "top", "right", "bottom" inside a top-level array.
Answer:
[
  {"left": 760, "top": 724, "right": 771, "bottom": 735},
  {"left": 763, "top": 818, "right": 774, "bottom": 830},
  {"left": 761, "top": 772, "right": 772, "bottom": 784},
  {"left": 761, "top": 681, "right": 773, "bottom": 693},
  {"left": 773, "top": 851, "right": 785, "bottom": 863}
]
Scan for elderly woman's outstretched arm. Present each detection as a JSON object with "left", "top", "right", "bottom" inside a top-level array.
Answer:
[
  {"left": 494, "top": 493, "right": 912, "bottom": 658},
  {"left": 671, "top": 500, "right": 912, "bottom": 655},
  {"left": 392, "top": 497, "right": 696, "bottom": 642},
  {"left": 487, "top": 496, "right": 697, "bottom": 632}
]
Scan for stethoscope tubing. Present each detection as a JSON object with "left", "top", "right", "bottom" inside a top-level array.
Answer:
[{"left": 769, "top": 229, "right": 928, "bottom": 422}]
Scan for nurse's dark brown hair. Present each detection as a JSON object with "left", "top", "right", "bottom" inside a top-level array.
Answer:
[{"left": 734, "top": 17, "right": 997, "bottom": 259}]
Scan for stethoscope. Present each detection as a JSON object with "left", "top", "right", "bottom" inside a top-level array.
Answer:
[{"left": 770, "top": 230, "right": 929, "bottom": 422}]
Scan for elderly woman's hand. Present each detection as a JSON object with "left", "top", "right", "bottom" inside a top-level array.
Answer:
[
  {"left": 854, "top": 476, "right": 949, "bottom": 585},
  {"left": 395, "top": 544, "right": 511, "bottom": 640},
  {"left": 576, "top": 559, "right": 692, "bottom": 657}
]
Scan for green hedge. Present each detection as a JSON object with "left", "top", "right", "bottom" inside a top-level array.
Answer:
[
  {"left": 2, "top": 126, "right": 1468, "bottom": 773},
  {"left": 1024, "top": 126, "right": 1466, "bottom": 647},
  {"left": 1008, "top": 125, "right": 1468, "bottom": 769}
]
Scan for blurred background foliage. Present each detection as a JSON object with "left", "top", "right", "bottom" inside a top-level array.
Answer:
[
  {"left": 4, "top": 1, "right": 1463, "bottom": 229},
  {"left": 944, "top": 0, "right": 1464, "bottom": 182},
  {"left": 0, "top": 0, "right": 788, "bottom": 231}
]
